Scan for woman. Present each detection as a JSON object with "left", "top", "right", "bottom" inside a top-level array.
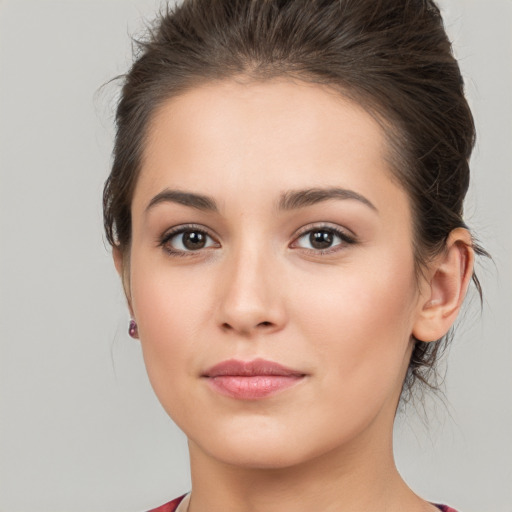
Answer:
[{"left": 103, "top": 1, "right": 485, "bottom": 510}]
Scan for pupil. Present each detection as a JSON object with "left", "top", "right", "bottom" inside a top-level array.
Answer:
[
  {"left": 183, "top": 231, "right": 206, "bottom": 250},
  {"left": 310, "top": 230, "right": 333, "bottom": 249}
]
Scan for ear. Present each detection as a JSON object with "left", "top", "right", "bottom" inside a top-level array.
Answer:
[
  {"left": 112, "top": 246, "right": 134, "bottom": 316},
  {"left": 412, "top": 228, "right": 474, "bottom": 343}
]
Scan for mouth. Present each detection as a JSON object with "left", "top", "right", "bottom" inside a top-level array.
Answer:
[{"left": 202, "top": 358, "right": 307, "bottom": 400}]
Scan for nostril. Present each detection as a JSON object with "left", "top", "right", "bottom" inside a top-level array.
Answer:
[{"left": 221, "top": 320, "right": 275, "bottom": 333}]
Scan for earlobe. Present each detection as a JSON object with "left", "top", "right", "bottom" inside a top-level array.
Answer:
[{"left": 412, "top": 228, "right": 474, "bottom": 342}]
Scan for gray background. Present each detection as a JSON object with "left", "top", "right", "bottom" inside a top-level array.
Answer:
[{"left": 0, "top": 0, "right": 510, "bottom": 511}]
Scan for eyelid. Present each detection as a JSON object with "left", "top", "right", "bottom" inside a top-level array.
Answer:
[
  {"left": 291, "top": 222, "right": 356, "bottom": 242},
  {"left": 158, "top": 223, "right": 220, "bottom": 255},
  {"left": 157, "top": 222, "right": 355, "bottom": 257},
  {"left": 290, "top": 223, "right": 357, "bottom": 252}
]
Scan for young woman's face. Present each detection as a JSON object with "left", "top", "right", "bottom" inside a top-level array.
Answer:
[{"left": 126, "top": 79, "right": 426, "bottom": 469}]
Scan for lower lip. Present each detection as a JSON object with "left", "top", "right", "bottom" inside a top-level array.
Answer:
[{"left": 206, "top": 375, "right": 304, "bottom": 400}]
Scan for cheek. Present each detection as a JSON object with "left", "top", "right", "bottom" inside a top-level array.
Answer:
[
  {"left": 128, "top": 257, "right": 212, "bottom": 406},
  {"left": 291, "top": 251, "right": 418, "bottom": 400}
]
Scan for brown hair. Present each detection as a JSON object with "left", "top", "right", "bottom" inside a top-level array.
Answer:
[{"left": 103, "top": 0, "right": 487, "bottom": 396}]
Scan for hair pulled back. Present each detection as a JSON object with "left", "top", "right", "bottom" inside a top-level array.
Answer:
[{"left": 103, "top": 0, "right": 485, "bottom": 396}]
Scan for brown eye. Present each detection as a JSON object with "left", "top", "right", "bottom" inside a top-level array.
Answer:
[
  {"left": 293, "top": 226, "right": 355, "bottom": 253},
  {"left": 182, "top": 230, "right": 207, "bottom": 250},
  {"left": 162, "top": 228, "right": 218, "bottom": 254},
  {"left": 309, "top": 230, "right": 334, "bottom": 249}
]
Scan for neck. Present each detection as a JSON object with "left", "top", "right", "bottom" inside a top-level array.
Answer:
[{"left": 186, "top": 424, "right": 429, "bottom": 512}]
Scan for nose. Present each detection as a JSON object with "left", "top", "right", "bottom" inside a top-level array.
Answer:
[{"left": 215, "top": 243, "right": 287, "bottom": 337}]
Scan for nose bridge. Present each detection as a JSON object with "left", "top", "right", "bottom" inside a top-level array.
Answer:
[{"left": 217, "top": 235, "right": 285, "bottom": 334}]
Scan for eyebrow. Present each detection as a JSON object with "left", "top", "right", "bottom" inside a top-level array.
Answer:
[
  {"left": 145, "top": 189, "right": 219, "bottom": 213},
  {"left": 145, "top": 186, "right": 377, "bottom": 215},
  {"left": 278, "top": 187, "right": 378, "bottom": 212}
]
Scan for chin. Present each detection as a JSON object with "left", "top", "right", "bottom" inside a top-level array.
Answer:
[
  {"left": 186, "top": 413, "right": 360, "bottom": 472},
  {"left": 198, "top": 437, "right": 320, "bottom": 470}
]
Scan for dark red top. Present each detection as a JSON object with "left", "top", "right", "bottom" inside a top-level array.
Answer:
[
  {"left": 147, "top": 495, "right": 185, "bottom": 512},
  {"left": 147, "top": 495, "right": 458, "bottom": 512}
]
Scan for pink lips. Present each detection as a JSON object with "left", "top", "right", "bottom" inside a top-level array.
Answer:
[{"left": 202, "top": 358, "right": 306, "bottom": 400}]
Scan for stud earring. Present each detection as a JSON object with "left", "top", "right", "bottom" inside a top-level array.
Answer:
[{"left": 128, "top": 319, "right": 139, "bottom": 339}]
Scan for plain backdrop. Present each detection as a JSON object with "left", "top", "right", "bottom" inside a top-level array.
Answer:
[{"left": 0, "top": 1, "right": 511, "bottom": 511}]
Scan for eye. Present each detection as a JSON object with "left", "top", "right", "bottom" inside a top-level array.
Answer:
[
  {"left": 292, "top": 226, "right": 355, "bottom": 252},
  {"left": 160, "top": 226, "right": 219, "bottom": 255}
]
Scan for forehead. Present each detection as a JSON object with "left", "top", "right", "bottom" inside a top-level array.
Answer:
[{"left": 134, "top": 78, "right": 407, "bottom": 218}]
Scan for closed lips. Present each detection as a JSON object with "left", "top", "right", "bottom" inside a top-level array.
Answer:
[{"left": 202, "top": 358, "right": 306, "bottom": 400}]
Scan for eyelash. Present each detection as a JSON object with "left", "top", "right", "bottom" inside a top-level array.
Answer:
[
  {"left": 157, "top": 223, "right": 356, "bottom": 258},
  {"left": 291, "top": 224, "right": 356, "bottom": 255},
  {"left": 158, "top": 224, "right": 219, "bottom": 257}
]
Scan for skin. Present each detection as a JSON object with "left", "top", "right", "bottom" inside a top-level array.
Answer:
[{"left": 114, "top": 79, "right": 473, "bottom": 512}]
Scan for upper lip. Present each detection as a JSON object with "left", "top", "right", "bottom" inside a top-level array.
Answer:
[{"left": 202, "top": 358, "right": 305, "bottom": 377}]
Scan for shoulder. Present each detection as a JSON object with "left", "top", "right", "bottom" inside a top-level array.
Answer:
[{"left": 146, "top": 495, "right": 186, "bottom": 512}]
